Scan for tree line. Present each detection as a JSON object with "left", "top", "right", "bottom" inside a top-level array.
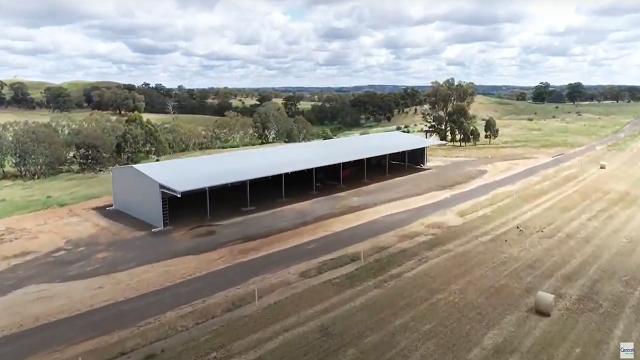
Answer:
[
  {"left": 0, "top": 76, "right": 507, "bottom": 181},
  {"left": 0, "top": 100, "right": 323, "bottom": 180},
  {"left": 499, "top": 82, "right": 640, "bottom": 104},
  {"left": 0, "top": 77, "right": 501, "bottom": 180},
  {"left": 0, "top": 80, "right": 427, "bottom": 130}
]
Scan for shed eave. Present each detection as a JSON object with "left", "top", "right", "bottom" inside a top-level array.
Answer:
[{"left": 159, "top": 184, "right": 182, "bottom": 197}]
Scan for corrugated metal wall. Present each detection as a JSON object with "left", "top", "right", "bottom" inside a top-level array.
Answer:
[{"left": 112, "top": 166, "right": 163, "bottom": 229}]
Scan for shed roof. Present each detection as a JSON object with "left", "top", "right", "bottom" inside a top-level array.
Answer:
[{"left": 128, "top": 132, "right": 445, "bottom": 193}]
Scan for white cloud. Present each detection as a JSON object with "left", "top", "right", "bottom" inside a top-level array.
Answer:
[{"left": 0, "top": 0, "right": 639, "bottom": 87}]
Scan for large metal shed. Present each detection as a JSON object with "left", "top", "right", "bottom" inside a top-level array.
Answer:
[{"left": 111, "top": 132, "right": 445, "bottom": 230}]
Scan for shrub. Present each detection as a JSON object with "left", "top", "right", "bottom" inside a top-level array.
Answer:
[{"left": 320, "top": 128, "right": 334, "bottom": 140}]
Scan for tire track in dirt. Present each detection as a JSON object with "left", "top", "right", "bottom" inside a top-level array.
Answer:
[
  {"left": 574, "top": 249, "right": 640, "bottom": 360},
  {"left": 268, "top": 183, "right": 630, "bottom": 360},
  {"left": 523, "top": 227, "right": 640, "bottom": 360},
  {"left": 393, "top": 151, "right": 640, "bottom": 360},
  {"left": 505, "top": 193, "right": 640, "bottom": 360},
  {"left": 230, "top": 284, "right": 384, "bottom": 359},
  {"left": 558, "top": 206, "right": 640, "bottom": 360},
  {"left": 351, "top": 180, "right": 620, "bottom": 357},
  {"left": 505, "top": 182, "right": 635, "bottom": 288},
  {"left": 258, "top": 250, "right": 504, "bottom": 359},
  {"left": 405, "top": 196, "right": 638, "bottom": 360},
  {"left": 469, "top": 215, "right": 638, "bottom": 359},
  {"left": 379, "top": 186, "right": 633, "bottom": 360},
  {"left": 463, "top": 147, "right": 640, "bottom": 359},
  {"left": 523, "top": 241, "right": 639, "bottom": 359},
  {"left": 383, "top": 322, "right": 436, "bottom": 360}
]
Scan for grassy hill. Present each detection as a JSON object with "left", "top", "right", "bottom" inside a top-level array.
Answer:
[
  {"left": 471, "top": 96, "right": 640, "bottom": 120},
  {"left": 60, "top": 80, "right": 121, "bottom": 94},
  {"left": 3, "top": 79, "right": 57, "bottom": 97}
]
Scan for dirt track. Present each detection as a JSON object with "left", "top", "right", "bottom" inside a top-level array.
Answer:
[{"left": 151, "top": 129, "right": 640, "bottom": 360}]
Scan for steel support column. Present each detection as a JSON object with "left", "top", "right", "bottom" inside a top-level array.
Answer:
[
  {"left": 424, "top": 147, "right": 427, "bottom": 167},
  {"left": 206, "top": 187, "right": 210, "bottom": 218},
  {"left": 405, "top": 151, "right": 408, "bottom": 171},
  {"left": 364, "top": 158, "right": 368, "bottom": 181},
  {"left": 241, "top": 180, "right": 255, "bottom": 211},
  {"left": 312, "top": 168, "right": 317, "bottom": 194},
  {"left": 281, "top": 173, "right": 286, "bottom": 200},
  {"left": 386, "top": 154, "right": 389, "bottom": 176}
]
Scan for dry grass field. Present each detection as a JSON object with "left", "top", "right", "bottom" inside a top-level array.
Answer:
[
  {"left": 395, "top": 96, "right": 640, "bottom": 158},
  {"left": 120, "top": 138, "right": 640, "bottom": 360}
]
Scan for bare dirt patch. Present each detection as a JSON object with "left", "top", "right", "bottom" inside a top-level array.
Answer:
[{"left": 0, "top": 197, "right": 145, "bottom": 271}]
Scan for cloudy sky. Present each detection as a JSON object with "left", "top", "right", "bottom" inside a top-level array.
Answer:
[{"left": 1, "top": 0, "right": 639, "bottom": 88}]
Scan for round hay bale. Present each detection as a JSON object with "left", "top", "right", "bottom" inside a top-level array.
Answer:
[
  {"left": 534, "top": 291, "right": 555, "bottom": 317},
  {"left": 600, "top": 161, "right": 607, "bottom": 169}
]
